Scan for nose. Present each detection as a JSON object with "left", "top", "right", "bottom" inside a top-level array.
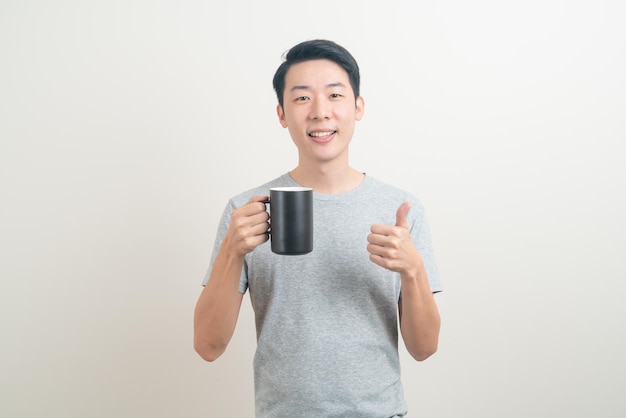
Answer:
[{"left": 309, "top": 97, "right": 330, "bottom": 120}]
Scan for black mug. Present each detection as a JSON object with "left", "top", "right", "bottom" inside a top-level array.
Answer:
[{"left": 264, "top": 187, "right": 313, "bottom": 255}]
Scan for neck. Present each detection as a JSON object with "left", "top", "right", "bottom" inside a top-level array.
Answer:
[{"left": 289, "top": 164, "right": 364, "bottom": 194}]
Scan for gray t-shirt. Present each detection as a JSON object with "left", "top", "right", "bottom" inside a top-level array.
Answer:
[{"left": 203, "top": 173, "right": 442, "bottom": 418}]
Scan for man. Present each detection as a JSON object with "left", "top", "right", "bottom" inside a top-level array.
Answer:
[{"left": 194, "top": 39, "right": 442, "bottom": 417}]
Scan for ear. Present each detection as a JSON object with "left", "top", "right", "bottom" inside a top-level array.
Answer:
[
  {"left": 276, "top": 104, "right": 288, "bottom": 128},
  {"left": 355, "top": 96, "right": 365, "bottom": 121}
]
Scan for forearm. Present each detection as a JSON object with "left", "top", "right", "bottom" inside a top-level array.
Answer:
[
  {"left": 193, "top": 242, "right": 245, "bottom": 362},
  {"left": 399, "top": 263, "right": 441, "bottom": 361}
]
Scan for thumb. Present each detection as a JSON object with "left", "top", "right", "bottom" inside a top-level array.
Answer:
[{"left": 395, "top": 201, "right": 411, "bottom": 228}]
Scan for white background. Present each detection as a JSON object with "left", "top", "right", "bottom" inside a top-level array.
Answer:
[{"left": 1, "top": 1, "right": 625, "bottom": 417}]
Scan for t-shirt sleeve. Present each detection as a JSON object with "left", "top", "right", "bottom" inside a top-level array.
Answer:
[
  {"left": 201, "top": 200, "right": 249, "bottom": 294},
  {"left": 411, "top": 202, "right": 443, "bottom": 293}
]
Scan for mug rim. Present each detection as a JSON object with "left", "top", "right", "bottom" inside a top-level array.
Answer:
[{"left": 270, "top": 187, "right": 313, "bottom": 192}]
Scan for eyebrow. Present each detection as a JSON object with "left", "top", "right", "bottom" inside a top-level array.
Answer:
[{"left": 289, "top": 82, "right": 347, "bottom": 92}]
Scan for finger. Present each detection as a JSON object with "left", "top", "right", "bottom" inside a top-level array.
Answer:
[
  {"left": 250, "top": 195, "right": 270, "bottom": 212},
  {"left": 232, "top": 209, "right": 269, "bottom": 233},
  {"left": 240, "top": 230, "right": 270, "bottom": 253},
  {"left": 369, "top": 253, "right": 392, "bottom": 270},
  {"left": 249, "top": 220, "right": 271, "bottom": 236},
  {"left": 367, "top": 243, "right": 386, "bottom": 258},
  {"left": 367, "top": 232, "right": 388, "bottom": 246},
  {"left": 249, "top": 209, "right": 270, "bottom": 225},
  {"left": 248, "top": 195, "right": 270, "bottom": 204},
  {"left": 231, "top": 207, "right": 267, "bottom": 235},
  {"left": 237, "top": 196, "right": 270, "bottom": 216},
  {"left": 370, "top": 223, "right": 394, "bottom": 236},
  {"left": 395, "top": 201, "right": 411, "bottom": 228}
]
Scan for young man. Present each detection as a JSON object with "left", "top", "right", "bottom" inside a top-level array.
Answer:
[{"left": 194, "top": 39, "right": 442, "bottom": 417}]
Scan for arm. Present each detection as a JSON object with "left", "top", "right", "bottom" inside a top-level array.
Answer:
[
  {"left": 367, "top": 201, "right": 441, "bottom": 361},
  {"left": 397, "top": 260, "right": 441, "bottom": 361},
  {"left": 193, "top": 195, "right": 270, "bottom": 362}
]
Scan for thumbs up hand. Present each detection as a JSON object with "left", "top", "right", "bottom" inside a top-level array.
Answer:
[{"left": 367, "top": 202, "right": 422, "bottom": 274}]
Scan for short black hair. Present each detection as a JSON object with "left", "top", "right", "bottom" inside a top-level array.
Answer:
[{"left": 272, "top": 39, "right": 361, "bottom": 108}]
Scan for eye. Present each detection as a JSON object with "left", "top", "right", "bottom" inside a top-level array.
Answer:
[
  {"left": 330, "top": 93, "right": 343, "bottom": 99},
  {"left": 295, "top": 96, "right": 309, "bottom": 102}
]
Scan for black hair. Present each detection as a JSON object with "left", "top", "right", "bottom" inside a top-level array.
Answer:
[{"left": 272, "top": 39, "right": 360, "bottom": 108}]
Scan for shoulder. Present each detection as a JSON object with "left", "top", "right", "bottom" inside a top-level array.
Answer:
[{"left": 228, "top": 173, "right": 292, "bottom": 207}]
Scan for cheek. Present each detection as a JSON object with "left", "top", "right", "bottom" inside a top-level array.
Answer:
[
  {"left": 287, "top": 124, "right": 307, "bottom": 142},
  {"left": 336, "top": 104, "right": 358, "bottom": 118}
]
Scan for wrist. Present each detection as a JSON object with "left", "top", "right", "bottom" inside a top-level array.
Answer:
[{"left": 400, "top": 260, "right": 429, "bottom": 290}]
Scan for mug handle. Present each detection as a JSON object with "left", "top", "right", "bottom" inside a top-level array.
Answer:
[{"left": 261, "top": 199, "right": 271, "bottom": 235}]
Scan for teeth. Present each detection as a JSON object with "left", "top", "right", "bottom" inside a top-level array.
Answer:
[{"left": 310, "top": 131, "right": 335, "bottom": 137}]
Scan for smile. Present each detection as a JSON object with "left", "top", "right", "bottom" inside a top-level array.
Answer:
[{"left": 309, "top": 131, "right": 336, "bottom": 138}]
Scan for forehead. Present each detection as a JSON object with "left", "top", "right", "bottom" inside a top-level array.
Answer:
[{"left": 284, "top": 59, "right": 350, "bottom": 89}]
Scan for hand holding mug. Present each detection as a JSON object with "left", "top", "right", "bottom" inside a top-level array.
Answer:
[{"left": 225, "top": 195, "right": 271, "bottom": 256}]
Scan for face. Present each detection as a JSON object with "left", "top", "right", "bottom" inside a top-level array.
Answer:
[{"left": 277, "top": 59, "right": 365, "bottom": 167}]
